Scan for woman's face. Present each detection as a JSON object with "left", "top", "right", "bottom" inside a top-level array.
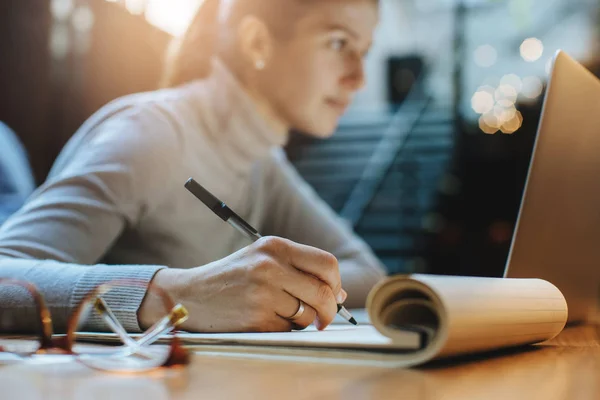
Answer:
[{"left": 257, "top": 0, "right": 379, "bottom": 137}]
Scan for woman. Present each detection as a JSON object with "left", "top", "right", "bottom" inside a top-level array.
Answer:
[{"left": 0, "top": 0, "right": 384, "bottom": 334}]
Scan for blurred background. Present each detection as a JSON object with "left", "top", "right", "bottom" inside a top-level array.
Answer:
[{"left": 1, "top": 0, "right": 599, "bottom": 277}]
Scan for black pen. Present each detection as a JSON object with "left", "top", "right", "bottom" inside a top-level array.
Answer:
[{"left": 184, "top": 177, "right": 358, "bottom": 326}]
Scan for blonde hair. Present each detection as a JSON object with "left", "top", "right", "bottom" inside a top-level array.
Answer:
[
  {"left": 161, "top": 0, "right": 221, "bottom": 88},
  {"left": 160, "top": 0, "right": 378, "bottom": 88}
]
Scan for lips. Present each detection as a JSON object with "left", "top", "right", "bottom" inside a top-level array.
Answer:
[{"left": 326, "top": 98, "right": 350, "bottom": 114}]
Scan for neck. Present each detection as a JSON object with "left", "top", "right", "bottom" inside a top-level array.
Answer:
[
  {"left": 244, "top": 88, "right": 289, "bottom": 137},
  {"left": 182, "top": 57, "right": 290, "bottom": 175},
  {"left": 224, "top": 57, "right": 290, "bottom": 137}
]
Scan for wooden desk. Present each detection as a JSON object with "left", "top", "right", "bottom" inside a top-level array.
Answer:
[{"left": 1, "top": 325, "right": 599, "bottom": 400}]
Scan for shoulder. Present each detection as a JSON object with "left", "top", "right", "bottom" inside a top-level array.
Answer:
[
  {"left": 49, "top": 87, "right": 206, "bottom": 202},
  {"left": 57, "top": 86, "right": 200, "bottom": 174},
  {"left": 90, "top": 87, "right": 194, "bottom": 150}
]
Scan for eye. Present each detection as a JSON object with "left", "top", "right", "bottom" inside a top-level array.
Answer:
[{"left": 328, "top": 37, "right": 348, "bottom": 52}]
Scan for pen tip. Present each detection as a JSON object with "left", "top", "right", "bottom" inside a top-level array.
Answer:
[{"left": 349, "top": 317, "right": 358, "bottom": 326}]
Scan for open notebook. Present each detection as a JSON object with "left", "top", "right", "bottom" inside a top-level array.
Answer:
[{"left": 77, "top": 275, "right": 568, "bottom": 367}]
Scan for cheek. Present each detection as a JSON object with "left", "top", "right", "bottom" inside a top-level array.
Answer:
[
  {"left": 262, "top": 50, "right": 346, "bottom": 134},
  {"left": 270, "top": 43, "right": 344, "bottom": 102},
  {"left": 273, "top": 63, "right": 329, "bottom": 113},
  {"left": 296, "top": 58, "right": 343, "bottom": 109}
]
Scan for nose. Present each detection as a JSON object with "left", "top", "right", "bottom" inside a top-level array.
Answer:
[{"left": 342, "top": 54, "right": 366, "bottom": 92}]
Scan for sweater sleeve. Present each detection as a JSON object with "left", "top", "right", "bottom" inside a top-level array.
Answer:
[
  {"left": 0, "top": 106, "right": 181, "bottom": 333},
  {"left": 261, "top": 149, "right": 387, "bottom": 308}
]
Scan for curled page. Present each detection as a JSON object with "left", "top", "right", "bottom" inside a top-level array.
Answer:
[{"left": 367, "top": 274, "right": 568, "bottom": 366}]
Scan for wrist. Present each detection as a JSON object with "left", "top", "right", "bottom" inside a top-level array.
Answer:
[{"left": 137, "top": 268, "right": 184, "bottom": 330}]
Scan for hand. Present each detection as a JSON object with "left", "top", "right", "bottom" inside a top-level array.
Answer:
[{"left": 138, "top": 236, "right": 348, "bottom": 332}]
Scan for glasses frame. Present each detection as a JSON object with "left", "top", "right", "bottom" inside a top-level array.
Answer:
[{"left": 0, "top": 278, "right": 190, "bottom": 370}]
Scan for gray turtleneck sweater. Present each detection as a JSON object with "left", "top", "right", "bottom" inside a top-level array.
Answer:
[{"left": 0, "top": 60, "right": 386, "bottom": 333}]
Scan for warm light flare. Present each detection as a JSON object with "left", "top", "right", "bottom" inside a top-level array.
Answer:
[
  {"left": 144, "top": 0, "right": 202, "bottom": 37},
  {"left": 473, "top": 81, "right": 524, "bottom": 135},
  {"left": 99, "top": 0, "right": 202, "bottom": 37},
  {"left": 479, "top": 115, "right": 498, "bottom": 135},
  {"left": 500, "top": 110, "right": 523, "bottom": 134}
]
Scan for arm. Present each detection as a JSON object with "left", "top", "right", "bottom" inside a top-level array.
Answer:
[
  {"left": 261, "top": 149, "right": 386, "bottom": 308},
  {"left": 0, "top": 107, "right": 180, "bottom": 333}
]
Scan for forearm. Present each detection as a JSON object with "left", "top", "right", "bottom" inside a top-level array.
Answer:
[{"left": 0, "top": 257, "right": 165, "bottom": 333}]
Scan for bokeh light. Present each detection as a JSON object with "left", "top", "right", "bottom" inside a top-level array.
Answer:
[
  {"left": 500, "top": 74, "right": 523, "bottom": 93},
  {"left": 500, "top": 110, "right": 523, "bottom": 134},
  {"left": 474, "top": 44, "right": 498, "bottom": 68},
  {"left": 479, "top": 115, "right": 499, "bottom": 135},
  {"left": 51, "top": 0, "right": 75, "bottom": 21},
  {"left": 483, "top": 111, "right": 501, "bottom": 127},
  {"left": 471, "top": 90, "right": 495, "bottom": 114},
  {"left": 472, "top": 81, "right": 524, "bottom": 135},
  {"left": 522, "top": 76, "right": 544, "bottom": 99},
  {"left": 520, "top": 38, "right": 544, "bottom": 62},
  {"left": 495, "top": 85, "right": 518, "bottom": 107},
  {"left": 50, "top": 24, "right": 70, "bottom": 59},
  {"left": 72, "top": 6, "right": 95, "bottom": 33},
  {"left": 494, "top": 104, "right": 517, "bottom": 123}
]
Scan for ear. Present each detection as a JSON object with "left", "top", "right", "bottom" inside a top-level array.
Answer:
[{"left": 237, "top": 15, "right": 273, "bottom": 70}]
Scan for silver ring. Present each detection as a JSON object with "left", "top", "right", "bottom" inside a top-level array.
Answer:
[{"left": 288, "top": 300, "right": 305, "bottom": 321}]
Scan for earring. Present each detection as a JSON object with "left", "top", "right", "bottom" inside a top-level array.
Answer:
[{"left": 255, "top": 60, "right": 265, "bottom": 70}]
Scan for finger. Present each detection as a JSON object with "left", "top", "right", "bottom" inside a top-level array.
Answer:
[
  {"left": 274, "top": 291, "right": 317, "bottom": 330},
  {"left": 264, "top": 314, "right": 294, "bottom": 332},
  {"left": 274, "top": 238, "right": 343, "bottom": 302},
  {"left": 340, "top": 289, "right": 348, "bottom": 303},
  {"left": 278, "top": 264, "right": 338, "bottom": 329}
]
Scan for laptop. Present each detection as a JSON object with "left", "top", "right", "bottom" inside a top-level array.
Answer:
[{"left": 504, "top": 50, "right": 600, "bottom": 323}]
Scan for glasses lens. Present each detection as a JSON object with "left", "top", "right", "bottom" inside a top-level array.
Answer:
[
  {"left": 71, "top": 281, "right": 188, "bottom": 372},
  {"left": 136, "top": 304, "right": 188, "bottom": 347},
  {"left": 0, "top": 342, "right": 74, "bottom": 365},
  {"left": 76, "top": 346, "right": 171, "bottom": 372}
]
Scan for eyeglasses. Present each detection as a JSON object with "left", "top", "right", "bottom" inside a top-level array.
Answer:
[{"left": 0, "top": 278, "right": 190, "bottom": 373}]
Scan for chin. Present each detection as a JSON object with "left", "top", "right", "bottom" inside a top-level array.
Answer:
[{"left": 292, "top": 118, "right": 339, "bottom": 139}]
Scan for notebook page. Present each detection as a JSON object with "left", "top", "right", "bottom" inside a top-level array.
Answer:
[
  {"left": 76, "top": 325, "right": 422, "bottom": 351},
  {"left": 174, "top": 325, "right": 420, "bottom": 350}
]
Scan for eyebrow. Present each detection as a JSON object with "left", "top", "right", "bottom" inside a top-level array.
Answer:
[
  {"left": 320, "top": 23, "right": 361, "bottom": 40},
  {"left": 319, "top": 23, "right": 374, "bottom": 52}
]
